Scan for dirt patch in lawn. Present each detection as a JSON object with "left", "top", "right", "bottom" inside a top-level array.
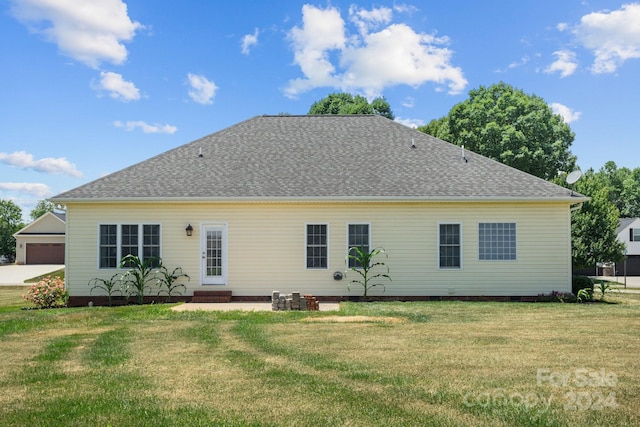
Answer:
[{"left": 302, "top": 315, "right": 406, "bottom": 323}]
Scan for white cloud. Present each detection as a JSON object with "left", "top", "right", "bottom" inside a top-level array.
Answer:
[
  {"left": 114, "top": 121, "right": 177, "bottom": 134},
  {"left": 0, "top": 182, "right": 52, "bottom": 198},
  {"left": 557, "top": 22, "right": 569, "bottom": 32},
  {"left": 10, "top": 0, "right": 142, "bottom": 68},
  {"left": 285, "top": 5, "right": 466, "bottom": 98},
  {"left": 0, "top": 151, "right": 82, "bottom": 177},
  {"left": 187, "top": 73, "right": 218, "bottom": 105},
  {"left": 508, "top": 56, "right": 530, "bottom": 70},
  {"left": 496, "top": 56, "right": 530, "bottom": 73},
  {"left": 550, "top": 102, "right": 582, "bottom": 123},
  {"left": 341, "top": 24, "right": 467, "bottom": 97},
  {"left": 349, "top": 5, "right": 393, "bottom": 35},
  {"left": 286, "top": 5, "right": 346, "bottom": 95},
  {"left": 402, "top": 97, "right": 415, "bottom": 108},
  {"left": 393, "top": 4, "right": 419, "bottom": 14},
  {"left": 574, "top": 3, "right": 640, "bottom": 73},
  {"left": 92, "top": 71, "right": 140, "bottom": 101},
  {"left": 395, "top": 117, "right": 424, "bottom": 128},
  {"left": 545, "top": 50, "right": 578, "bottom": 77},
  {"left": 241, "top": 28, "right": 259, "bottom": 55}
]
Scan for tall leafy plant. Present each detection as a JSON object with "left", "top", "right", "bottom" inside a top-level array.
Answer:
[
  {"left": 120, "top": 254, "right": 162, "bottom": 304},
  {"left": 157, "top": 266, "right": 190, "bottom": 302},
  {"left": 89, "top": 273, "right": 122, "bottom": 306},
  {"left": 346, "top": 247, "right": 391, "bottom": 299}
]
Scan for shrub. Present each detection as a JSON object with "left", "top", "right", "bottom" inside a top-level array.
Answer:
[
  {"left": 572, "top": 275, "right": 594, "bottom": 297},
  {"left": 23, "top": 276, "right": 68, "bottom": 309}
]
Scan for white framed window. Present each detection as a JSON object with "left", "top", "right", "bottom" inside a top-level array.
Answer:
[
  {"left": 99, "top": 225, "right": 117, "bottom": 269},
  {"left": 347, "top": 223, "right": 370, "bottom": 268},
  {"left": 631, "top": 228, "right": 640, "bottom": 242},
  {"left": 306, "top": 224, "right": 328, "bottom": 269},
  {"left": 438, "top": 223, "right": 461, "bottom": 269},
  {"left": 479, "top": 222, "right": 516, "bottom": 261},
  {"left": 98, "top": 223, "right": 161, "bottom": 269}
]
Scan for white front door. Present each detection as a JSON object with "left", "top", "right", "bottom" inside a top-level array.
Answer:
[{"left": 201, "top": 224, "right": 227, "bottom": 285}]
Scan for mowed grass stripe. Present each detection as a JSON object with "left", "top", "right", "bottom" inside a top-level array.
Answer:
[
  {"left": 34, "top": 333, "right": 84, "bottom": 362},
  {"left": 85, "top": 327, "right": 131, "bottom": 365},
  {"left": 229, "top": 319, "right": 561, "bottom": 426}
]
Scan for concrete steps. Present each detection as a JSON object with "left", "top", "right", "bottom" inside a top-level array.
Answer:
[{"left": 192, "top": 290, "right": 232, "bottom": 303}]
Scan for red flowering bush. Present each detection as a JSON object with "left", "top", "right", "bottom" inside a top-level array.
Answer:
[{"left": 23, "top": 276, "right": 69, "bottom": 309}]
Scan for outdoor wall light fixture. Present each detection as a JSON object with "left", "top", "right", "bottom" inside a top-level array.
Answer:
[{"left": 185, "top": 224, "right": 193, "bottom": 237}]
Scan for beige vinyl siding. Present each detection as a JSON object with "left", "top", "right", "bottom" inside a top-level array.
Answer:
[{"left": 65, "top": 201, "right": 572, "bottom": 297}]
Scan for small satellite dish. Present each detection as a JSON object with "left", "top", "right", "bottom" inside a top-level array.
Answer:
[{"left": 566, "top": 170, "right": 582, "bottom": 185}]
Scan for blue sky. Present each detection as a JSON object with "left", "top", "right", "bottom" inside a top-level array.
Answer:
[{"left": 1, "top": 1, "right": 639, "bottom": 218}]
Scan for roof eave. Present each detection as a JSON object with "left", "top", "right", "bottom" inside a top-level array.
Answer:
[{"left": 51, "top": 195, "right": 590, "bottom": 204}]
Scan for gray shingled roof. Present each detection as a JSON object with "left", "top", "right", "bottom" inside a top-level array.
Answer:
[
  {"left": 52, "top": 115, "right": 583, "bottom": 202},
  {"left": 617, "top": 217, "right": 638, "bottom": 234}
]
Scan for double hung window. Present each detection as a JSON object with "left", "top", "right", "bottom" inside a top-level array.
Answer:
[
  {"left": 348, "top": 224, "right": 370, "bottom": 268},
  {"left": 439, "top": 223, "right": 461, "bottom": 269},
  {"left": 306, "top": 224, "right": 328, "bottom": 269}
]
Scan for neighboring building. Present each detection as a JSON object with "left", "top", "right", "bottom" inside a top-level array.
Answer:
[
  {"left": 615, "top": 217, "right": 640, "bottom": 276},
  {"left": 51, "top": 115, "right": 587, "bottom": 305},
  {"left": 13, "top": 212, "right": 66, "bottom": 265}
]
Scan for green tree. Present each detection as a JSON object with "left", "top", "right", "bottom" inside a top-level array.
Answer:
[
  {"left": 309, "top": 93, "right": 395, "bottom": 120},
  {"left": 567, "top": 170, "right": 625, "bottom": 270},
  {"left": 595, "top": 161, "right": 640, "bottom": 218},
  {"left": 418, "top": 82, "right": 576, "bottom": 180},
  {"left": 30, "top": 200, "right": 56, "bottom": 221},
  {"left": 0, "top": 200, "right": 24, "bottom": 262},
  {"left": 417, "top": 117, "right": 448, "bottom": 139}
]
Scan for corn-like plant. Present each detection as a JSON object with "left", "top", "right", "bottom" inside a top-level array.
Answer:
[
  {"left": 595, "top": 280, "right": 618, "bottom": 302},
  {"left": 576, "top": 288, "right": 592, "bottom": 303},
  {"left": 120, "top": 254, "right": 162, "bottom": 304},
  {"left": 89, "top": 273, "right": 123, "bottom": 306},
  {"left": 157, "top": 266, "right": 190, "bottom": 302},
  {"left": 346, "top": 247, "right": 391, "bottom": 299}
]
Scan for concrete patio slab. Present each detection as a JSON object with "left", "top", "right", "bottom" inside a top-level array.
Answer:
[
  {"left": 171, "top": 301, "right": 341, "bottom": 312},
  {"left": 0, "top": 264, "right": 64, "bottom": 286}
]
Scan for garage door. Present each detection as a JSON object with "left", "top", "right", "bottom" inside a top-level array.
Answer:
[{"left": 26, "top": 243, "right": 65, "bottom": 264}]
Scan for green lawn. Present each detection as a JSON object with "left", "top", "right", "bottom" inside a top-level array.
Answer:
[
  {"left": 24, "top": 268, "right": 65, "bottom": 283},
  {"left": 1, "top": 290, "right": 639, "bottom": 426}
]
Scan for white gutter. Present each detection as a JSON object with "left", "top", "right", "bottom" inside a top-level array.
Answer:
[{"left": 51, "top": 195, "right": 590, "bottom": 204}]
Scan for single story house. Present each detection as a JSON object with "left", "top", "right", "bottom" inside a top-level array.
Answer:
[
  {"left": 51, "top": 115, "right": 587, "bottom": 305},
  {"left": 13, "top": 211, "right": 65, "bottom": 265},
  {"left": 615, "top": 217, "right": 640, "bottom": 276}
]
